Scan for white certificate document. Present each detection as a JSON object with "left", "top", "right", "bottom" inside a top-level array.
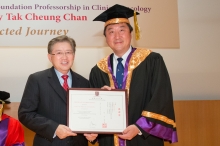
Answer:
[{"left": 67, "top": 88, "right": 128, "bottom": 134}]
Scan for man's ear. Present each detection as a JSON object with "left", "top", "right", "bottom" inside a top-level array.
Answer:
[{"left": 48, "top": 54, "right": 52, "bottom": 62}]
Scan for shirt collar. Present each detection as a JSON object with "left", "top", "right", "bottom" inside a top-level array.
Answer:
[
  {"left": 113, "top": 46, "right": 132, "bottom": 63},
  {"left": 54, "top": 68, "right": 71, "bottom": 78}
]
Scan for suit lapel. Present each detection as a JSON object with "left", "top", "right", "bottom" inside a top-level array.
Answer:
[
  {"left": 48, "top": 67, "right": 67, "bottom": 103},
  {"left": 70, "top": 70, "right": 80, "bottom": 88}
]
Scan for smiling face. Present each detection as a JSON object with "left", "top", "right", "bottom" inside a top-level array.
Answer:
[
  {"left": 48, "top": 41, "right": 75, "bottom": 75},
  {"left": 105, "top": 23, "right": 132, "bottom": 57}
]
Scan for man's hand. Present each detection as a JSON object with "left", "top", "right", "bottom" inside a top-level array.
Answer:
[
  {"left": 84, "top": 133, "right": 98, "bottom": 142},
  {"left": 101, "top": 85, "right": 115, "bottom": 90},
  {"left": 55, "top": 124, "right": 77, "bottom": 139},
  {"left": 118, "top": 125, "right": 140, "bottom": 140}
]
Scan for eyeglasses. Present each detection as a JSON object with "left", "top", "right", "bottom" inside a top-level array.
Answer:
[{"left": 50, "top": 51, "right": 74, "bottom": 58}]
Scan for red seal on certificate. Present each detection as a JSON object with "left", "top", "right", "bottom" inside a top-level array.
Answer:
[
  {"left": 102, "top": 123, "right": 107, "bottom": 128},
  {"left": 95, "top": 91, "right": 99, "bottom": 96}
]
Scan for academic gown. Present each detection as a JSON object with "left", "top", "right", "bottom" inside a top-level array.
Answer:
[
  {"left": 0, "top": 114, "right": 25, "bottom": 146},
  {"left": 89, "top": 48, "right": 178, "bottom": 146}
]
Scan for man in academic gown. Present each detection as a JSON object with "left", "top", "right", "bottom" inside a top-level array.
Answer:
[
  {"left": 0, "top": 91, "right": 25, "bottom": 146},
  {"left": 89, "top": 4, "right": 178, "bottom": 146}
]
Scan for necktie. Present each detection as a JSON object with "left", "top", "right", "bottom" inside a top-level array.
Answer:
[
  {"left": 61, "top": 75, "right": 69, "bottom": 91},
  {"left": 116, "top": 58, "right": 124, "bottom": 89}
]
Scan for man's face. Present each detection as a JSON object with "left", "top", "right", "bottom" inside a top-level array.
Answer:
[
  {"left": 105, "top": 23, "right": 132, "bottom": 57},
  {"left": 48, "top": 42, "right": 75, "bottom": 74}
]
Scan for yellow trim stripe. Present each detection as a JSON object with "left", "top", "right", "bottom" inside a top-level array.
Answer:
[
  {"left": 0, "top": 100, "right": 5, "bottom": 121},
  {"left": 105, "top": 18, "right": 130, "bottom": 26},
  {"left": 114, "top": 135, "right": 119, "bottom": 146},
  {"left": 0, "top": 100, "right": 5, "bottom": 104},
  {"left": 125, "top": 48, "right": 151, "bottom": 96},
  {"left": 142, "top": 111, "right": 176, "bottom": 128}
]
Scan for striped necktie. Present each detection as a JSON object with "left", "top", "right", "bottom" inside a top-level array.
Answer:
[{"left": 61, "top": 75, "right": 69, "bottom": 91}]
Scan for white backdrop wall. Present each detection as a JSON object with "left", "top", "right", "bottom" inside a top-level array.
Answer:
[{"left": 0, "top": 0, "right": 220, "bottom": 101}]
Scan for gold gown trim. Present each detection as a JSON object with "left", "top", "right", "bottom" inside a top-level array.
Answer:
[{"left": 142, "top": 111, "right": 176, "bottom": 128}]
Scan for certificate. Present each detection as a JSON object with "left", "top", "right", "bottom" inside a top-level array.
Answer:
[{"left": 67, "top": 88, "right": 128, "bottom": 134}]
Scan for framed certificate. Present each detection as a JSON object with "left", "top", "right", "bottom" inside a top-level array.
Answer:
[{"left": 67, "top": 88, "right": 128, "bottom": 134}]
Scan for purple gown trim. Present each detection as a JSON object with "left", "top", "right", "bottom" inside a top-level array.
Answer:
[
  {"left": 0, "top": 118, "right": 9, "bottom": 146},
  {"left": 136, "top": 117, "right": 178, "bottom": 143},
  {"left": 107, "top": 48, "right": 136, "bottom": 146},
  {"left": 13, "top": 142, "right": 25, "bottom": 146},
  {"left": 119, "top": 138, "right": 125, "bottom": 146}
]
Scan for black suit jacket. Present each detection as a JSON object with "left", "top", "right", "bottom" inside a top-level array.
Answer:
[{"left": 18, "top": 67, "right": 90, "bottom": 146}]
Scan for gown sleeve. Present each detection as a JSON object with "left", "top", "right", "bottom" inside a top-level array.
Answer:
[
  {"left": 135, "top": 54, "right": 178, "bottom": 143},
  {"left": 5, "top": 116, "right": 25, "bottom": 146}
]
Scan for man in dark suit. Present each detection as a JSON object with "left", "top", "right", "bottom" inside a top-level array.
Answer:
[{"left": 18, "top": 35, "right": 97, "bottom": 146}]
